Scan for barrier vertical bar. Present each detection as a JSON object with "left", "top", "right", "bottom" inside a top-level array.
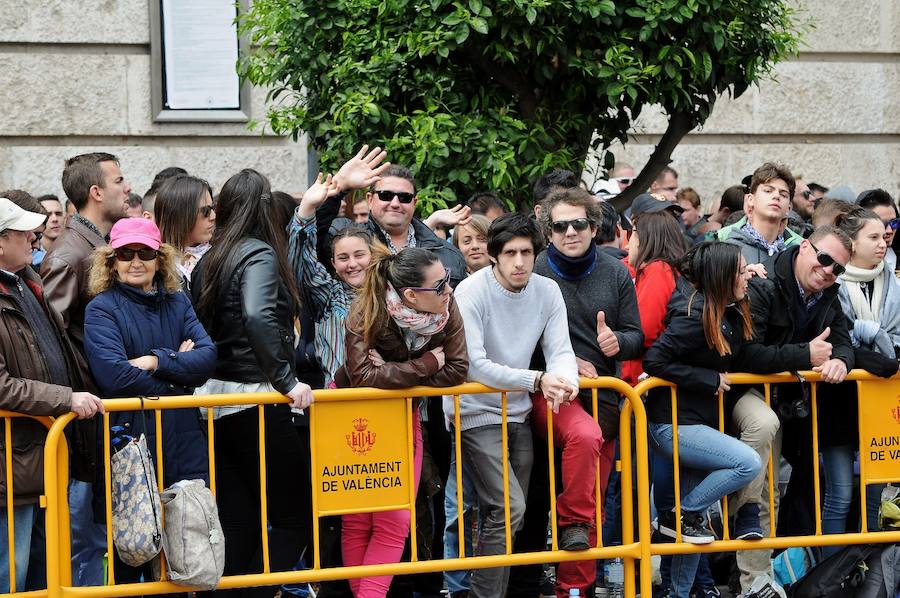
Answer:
[
  {"left": 810, "top": 382, "right": 822, "bottom": 536},
  {"left": 407, "top": 397, "right": 418, "bottom": 562},
  {"left": 309, "top": 400, "right": 321, "bottom": 570},
  {"left": 547, "top": 405, "right": 558, "bottom": 552},
  {"left": 258, "top": 405, "right": 271, "bottom": 573},
  {"left": 207, "top": 408, "right": 217, "bottom": 497},
  {"left": 857, "top": 381, "right": 868, "bottom": 533},
  {"left": 592, "top": 387, "right": 603, "bottom": 547},
  {"left": 718, "top": 390, "right": 730, "bottom": 540},
  {"left": 669, "top": 387, "right": 682, "bottom": 541},
  {"left": 501, "top": 392, "right": 511, "bottom": 553},
  {"left": 619, "top": 395, "right": 635, "bottom": 598},
  {"left": 103, "top": 411, "right": 116, "bottom": 585},
  {"left": 5, "top": 417, "right": 16, "bottom": 593},
  {"left": 764, "top": 383, "right": 776, "bottom": 538},
  {"left": 454, "top": 394, "right": 465, "bottom": 560},
  {"left": 154, "top": 410, "right": 168, "bottom": 582}
]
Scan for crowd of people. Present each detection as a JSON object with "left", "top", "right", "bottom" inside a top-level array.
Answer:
[{"left": 0, "top": 147, "right": 897, "bottom": 598}]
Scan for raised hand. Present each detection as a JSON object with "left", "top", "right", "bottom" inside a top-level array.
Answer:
[
  {"left": 298, "top": 172, "right": 341, "bottom": 218},
  {"left": 596, "top": 311, "right": 620, "bottom": 357},
  {"left": 333, "top": 145, "right": 390, "bottom": 192},
  {"left": 424, "top": 205, "right": 472, "bottom": 231}
]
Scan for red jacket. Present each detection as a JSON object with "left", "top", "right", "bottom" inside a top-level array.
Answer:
[{"left": 621, "top": 259, "right": 677, "bottom": 386}]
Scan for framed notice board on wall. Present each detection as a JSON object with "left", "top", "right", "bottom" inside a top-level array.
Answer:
[{"left": 150, "top": 0, "right": 250, "bottom": 122}]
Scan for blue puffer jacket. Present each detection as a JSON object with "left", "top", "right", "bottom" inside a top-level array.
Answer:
[{"left": 84, "top": 280, "right": 217, "bottom": 496}]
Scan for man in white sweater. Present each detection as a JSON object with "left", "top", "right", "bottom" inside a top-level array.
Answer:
[{"left": 443, "top": 213, "right": 578, "bottom": 598}]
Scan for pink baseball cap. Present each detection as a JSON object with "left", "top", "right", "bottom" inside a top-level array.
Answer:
[{"left": 109, "top": 218, "right": 161, "bottom": 250}]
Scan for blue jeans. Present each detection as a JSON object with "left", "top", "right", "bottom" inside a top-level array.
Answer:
[
  {"left": 0, "top": 504, "right": 37, "bottom": 592},
  {"left": 821, "top": 445, "right": 884, "bottom": 558},
  {"left": 68, "top": 480, "right": 107, "bottom": 586},
  {"left": 443, "top": 437, "right": 478, "bottom": 594},
  {"left": 649, "top": 422, "right": 761, "bottom": 598}
]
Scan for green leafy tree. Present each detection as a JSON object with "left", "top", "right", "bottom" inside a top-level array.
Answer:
[{"left": 239, "top": 0, "right": 802, "bottom": 213}]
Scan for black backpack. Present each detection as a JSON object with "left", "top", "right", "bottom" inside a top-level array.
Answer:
[{"left": 789, "top": 544, "right": 881, "bottom": 598}]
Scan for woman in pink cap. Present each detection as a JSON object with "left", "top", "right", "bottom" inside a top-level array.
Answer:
[{"left": 83, "top": 217, "right": 216, "bottom": 584}]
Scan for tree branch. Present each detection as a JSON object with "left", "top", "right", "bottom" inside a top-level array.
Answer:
[
  {"left": 611, "top": 111, "right": 697, "bottom": 212},
  {"left": 459, "top": 44, "right": 539, "bottom": 120}
]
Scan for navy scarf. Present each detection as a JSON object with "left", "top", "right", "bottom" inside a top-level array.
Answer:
[{"left": 546, "top": 244, "right": 597, "bottom": 281}]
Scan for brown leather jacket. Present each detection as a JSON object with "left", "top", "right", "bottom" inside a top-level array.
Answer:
[
  {"left": 0, "top": 267, "right": 92, "bottom": 505},
  {"left": 39, "top": 216, "right": 105, "bottom": 353},
  {"left": 336, "top": 296, "right": 468, "bottom": 389}
]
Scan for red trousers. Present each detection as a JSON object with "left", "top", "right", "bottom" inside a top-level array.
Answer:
[{"left": 531, "top": 393, "right": 616, "bottom": 598}]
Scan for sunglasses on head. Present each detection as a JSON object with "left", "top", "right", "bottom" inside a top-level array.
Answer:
[
  {"left": 550, "top": 218, "right": 591, "bottom": 234},
  {"left": 808, "top": 241, "right": 846, "bottom": 277},
  {"left": 401, "top": 269, "right": 451, "bottom": 294},
  {"left": 883, "top": 218, "right": 900, "bottom": 231},
  {"left": 198, "top": 204, "right": 215, "bottom": 218},
  {"left": 114, "top": 247, "right": 159, "bottom": 262},
  {"left": 375, "top": 190, "right": 415, "bottom": 204}
]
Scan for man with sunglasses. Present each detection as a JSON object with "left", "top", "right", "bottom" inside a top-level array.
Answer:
[
  {"left": 326, "top": 163, "right": 467, "bottom": 289},
  {"left": 734, "top": 224, "right": 854, "bottom": 593},
  {"left": 532, "top": 187, "right": 643, "bottom": 597}
]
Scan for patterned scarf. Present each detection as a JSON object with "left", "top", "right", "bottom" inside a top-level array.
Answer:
[
  {"left": 178, "top": 242, "right": 211, "bottom": 279},
  {"left": 740, "top": 222, "right": 786, "bottom": 256},
  {"left": 385, "top": 283, "right": 449, "bottom": 351}
]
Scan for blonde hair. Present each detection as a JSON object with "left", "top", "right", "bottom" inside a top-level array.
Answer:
[{"left": 88, "top": 243, "right": 183, "bottom": 296}]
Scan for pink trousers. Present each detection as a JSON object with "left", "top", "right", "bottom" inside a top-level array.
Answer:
[{"left": 342, "top": 416, "right": 423, "bottom": 598}]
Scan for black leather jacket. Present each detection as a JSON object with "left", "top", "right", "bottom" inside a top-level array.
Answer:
[{"left": 191, "top": 238, "right": 298, "bottom": 394}]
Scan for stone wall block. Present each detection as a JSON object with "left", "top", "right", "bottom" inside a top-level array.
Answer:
[{"left": 0, "top": 0, "right": 150, "bottom": 44}]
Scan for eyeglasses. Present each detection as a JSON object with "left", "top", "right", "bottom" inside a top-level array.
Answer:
[
  {"left": 401, "top": 269, "right": 451, "bottom": 294},
  {"left": 198, "top": 204, "right": 215, "bottom": 218},
  {"left": 808, "top": 241, "right": 846, "bottom": 277},
  {"left": 883, "top": 218, "right": 900, "bottom": 231},
  {"left": 800, "top": 190, "right": 812, "bottom": 200},
  {"left": 612, "top": 177, "right": 634, "bottom": 185},
  {"left": 114, "top": 247, "right": 159, "bottom": 262},
  {"left": 33, "top": 231, "right": 43, "bottom": 242},
  {"left": 550, "top": 218, "right": 592, "bottom": 234},
  {"left": 374, "top": 190, "right": 415, "bottom": 204}
]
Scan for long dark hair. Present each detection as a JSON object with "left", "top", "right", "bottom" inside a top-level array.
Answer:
[
  {"left": 632, "top": 212, "right": 689, "bottom": 282},
  {"left": 195, "top": 169, "right": 300, "bottom": 323},
  {"left": 679, "top": 242, "right": 752, "bottom": 356},
  {"left": 350, "top": 245, "right": 440, "bottom": 346},
  {"left": 154, "top": 174, "right": 213, "bottom": 250}
]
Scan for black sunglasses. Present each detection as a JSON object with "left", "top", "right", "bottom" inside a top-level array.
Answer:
[
  {"left": 114, "top": 247, "right": 159, "bottom": 262},
  {"left": 883, "top": 218, "right": 900, "bottom": 231},
  {"left": 550, "top": 218, "right": 592, "bottom": 234},
  {"left": 401, "top": 269, "right": 451, "bottom": 294},
  {"left": 375, "top": 190, "right": 415, "bottom": 204},
  {"left": 199, "top": 204, "right": 215, "bottom": 218},
  {"left": 808, "top": 241, "right": 846, "bottom": 277}
]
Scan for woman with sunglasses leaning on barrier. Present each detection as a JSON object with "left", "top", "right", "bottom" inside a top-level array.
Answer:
[
  {"left": 190, "top": 169, "right": 315, "bottom": 595},
  {"left": 153, "top": 174, "right": 216, "bottom": 295},
  {"left": 83, "top": 218, "right": 216, "bottom": 585},
  {"left": 643, "top": 241, "right": 795, "bottom": 598},
  {"left": 817, "top": 206, "right": 899, "bottom": 555},
  {"left": 333, "top": 245, "right": 468, "bottom": 598}
]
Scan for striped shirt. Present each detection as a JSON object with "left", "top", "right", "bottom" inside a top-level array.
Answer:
[{"left": 289, "top": 210, "right": 357, "bottom": 386}]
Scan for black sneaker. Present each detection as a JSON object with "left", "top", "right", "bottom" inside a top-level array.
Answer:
[
  {"left": 680, "top": 511, "right": 716, "bottom": 544},
  {"left": 655, "top": 509, "right": 679, "bottom": 540},
  {"left": 733, "top": 503, "right": 764, "bottom": 540},
  {"left": 559, "top": 523, "right": 591, "bottom": 551},
  {"left": 690, "top": 585, "right": 721, "bottom": 598}
]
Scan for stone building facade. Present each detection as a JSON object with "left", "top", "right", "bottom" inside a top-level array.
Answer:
[
  {"left": 0, "top": 1, "right": 896, "bottom": 206},
  {"left": 588, "top": 0, "right": 900, "bottom": 207}
]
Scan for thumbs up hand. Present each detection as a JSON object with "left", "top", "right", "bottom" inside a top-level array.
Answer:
[
  {"left": 808, "top": 326, "right": 832, "bottom": 367},
  {"left": 596, "top": 311, "right": 620, "bottom": 357}
]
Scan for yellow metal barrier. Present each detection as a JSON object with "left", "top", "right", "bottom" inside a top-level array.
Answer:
[
  {"left": 41, "top": 378, "right": 651, "bottom": 598},
  {"left": 634, "top": 370, "right": 900, "bottom": 564},
  {"left": 0, "top": 410, "right": 57, "bottom": 598}
]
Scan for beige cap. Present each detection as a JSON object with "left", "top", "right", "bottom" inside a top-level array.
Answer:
[{"left": 0, "top": 197, "right": 46, "bottom": 232}]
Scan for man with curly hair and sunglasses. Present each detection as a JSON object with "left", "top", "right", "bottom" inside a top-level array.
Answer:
[{"left": 530, "top": 186, "right": 643, "bottom": 597}]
